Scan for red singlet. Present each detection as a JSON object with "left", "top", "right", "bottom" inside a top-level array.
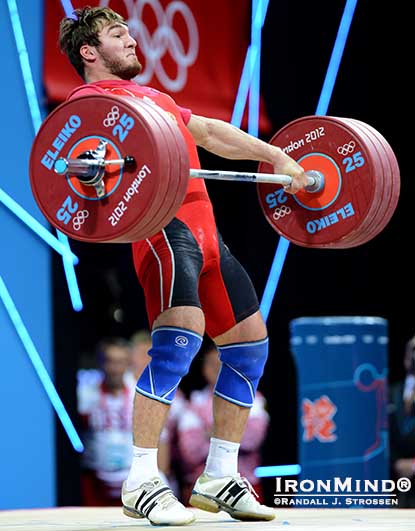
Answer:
[{"left": 68, "top": 80, "right": 259, "bottom": 337}]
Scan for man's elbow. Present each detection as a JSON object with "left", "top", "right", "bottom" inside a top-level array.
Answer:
[{"left": 192, "top": 114, "right": 222, "bottom": 147}]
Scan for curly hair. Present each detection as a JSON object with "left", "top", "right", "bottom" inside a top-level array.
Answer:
[{"left": 59, "top": 6, "right": 125, "bottom": 78}]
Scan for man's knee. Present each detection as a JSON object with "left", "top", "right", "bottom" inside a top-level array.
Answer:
[
  {"left": 214, "top": 337, "right": 269, "bottom": 407},
  {"left": 136, "top": 326, "right": 202, "bottom": 404},
  {"left": 214, "top": 310, "right": 267, "bottom": 345}
]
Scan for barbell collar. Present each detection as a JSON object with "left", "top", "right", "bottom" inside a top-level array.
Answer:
[
  {"left": 53, "top": 156, "right": 137, "bottom": 198},
  {"left": 54, "top": 157, "right": 106, "bottom": 198},
  {"left": 303, "top": 170, "right": 325, "bottom": 193}
]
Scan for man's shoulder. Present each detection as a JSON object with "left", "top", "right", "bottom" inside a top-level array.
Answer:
[
  {"left": 66, "top": 83, "right": 108, "bottom": 101},
  {"left": 66, "top": 81, "right": 162, "bottom": 101}
]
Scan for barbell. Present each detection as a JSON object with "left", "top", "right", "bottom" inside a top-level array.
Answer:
[{"left": 29, "top": 94, "right": 400, "bottom": 248}]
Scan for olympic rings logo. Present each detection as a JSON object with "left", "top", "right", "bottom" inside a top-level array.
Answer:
[
  {"left": 273, "top": 205, "right": 291, "bottom": 221},
  {"left": 100, "top": 0, "right": 199, "bottom": 92},
  {"left": 337, "top": 141, "right": 356, "bottom": 156},
  {"left": 103, "top": 106, "right": 120, "bottom": 127},
  {"left": 72, "top": 210, "right": 90, "bottom": 231},
  {"left": 175, "top": 335, "right": 189, "bottom": 347}
]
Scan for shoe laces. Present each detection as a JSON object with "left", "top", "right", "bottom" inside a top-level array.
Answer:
[
  {"left": 157, "top": 490, "right": 181, "bottom": 510},
  {"left": 142, "top": 478, "right": 161, "bottom": 491},
  {"left": 236, "top": 476, "right": 259, "bottom": 500},
  {"left": 143, "top": 479, "right": 180, "bottom": 511}
]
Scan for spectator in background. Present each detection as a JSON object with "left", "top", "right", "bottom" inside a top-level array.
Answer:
[
  {"left": 77, "top": 337, "right": 135, "bottom": 506},
  {"left": 403, "top": 337, "right": 415, "bottom": 416},
  {"left": 389, "top": 336, "right": 415, "bottom": 507},
  {"left": 176, "top": 345, "right": 270, "bottom": 503}
]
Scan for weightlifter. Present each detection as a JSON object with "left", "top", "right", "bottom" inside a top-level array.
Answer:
[{"left": 59, "top": 6, "right": 308, "bottom": 526}]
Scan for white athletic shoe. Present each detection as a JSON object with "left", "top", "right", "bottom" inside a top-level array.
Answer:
[
  {"left": 122, "top": 477, "right": 195, "bottom": 526},
  {"left": 189, "top": 473, "right": 276, "bottom": 521}
]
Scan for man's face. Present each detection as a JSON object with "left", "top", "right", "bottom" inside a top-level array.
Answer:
[
  {"left": 96, "top": 22, "right": 142, "bottom": 79},
  {"left": 102, "top": 345, "right": 131, "bottom": 388}
]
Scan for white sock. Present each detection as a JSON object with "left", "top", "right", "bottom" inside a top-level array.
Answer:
[
  {"left": 204, "top": 437, "right": 240, "bottom": 478},
  {"left": 125, "top": 446, "right": 159, "bottom": 490}
]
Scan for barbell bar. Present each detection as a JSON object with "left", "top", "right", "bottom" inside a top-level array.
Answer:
[{"left": 53, "top": 155, "right": 324, "bottom": 192}]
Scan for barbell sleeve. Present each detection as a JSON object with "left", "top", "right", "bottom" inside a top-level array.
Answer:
[{"left": 54, "top": 157, "right": 132, "bottom": 176}]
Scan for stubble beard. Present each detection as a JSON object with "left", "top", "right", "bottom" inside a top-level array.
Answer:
[{"left": 100, "top": 49, "right": 143, "bottom": 80}]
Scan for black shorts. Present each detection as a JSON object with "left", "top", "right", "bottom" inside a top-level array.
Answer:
[{"left": 133, "top": 217, "right": 259, "bottom": 338}]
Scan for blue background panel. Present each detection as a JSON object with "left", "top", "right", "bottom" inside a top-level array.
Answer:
[{"left": 0, "top": 0, "right": 55, "bottom": 509}]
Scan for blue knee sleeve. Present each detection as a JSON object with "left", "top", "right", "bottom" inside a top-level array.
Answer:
[
  {"left": 214, "top": 338, "right": 269, "bottom": 407},
  {"left": 136, "top": 327, "right": 202, "bottom": 404}
]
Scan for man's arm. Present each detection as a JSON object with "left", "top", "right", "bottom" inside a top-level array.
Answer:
[{"left": 187, "top": 114, "right": 308, "bottom": 193}]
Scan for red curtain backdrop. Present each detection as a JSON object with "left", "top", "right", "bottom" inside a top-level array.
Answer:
[{"left": 43, "top": 0, "right": 271, "bottom": 132}]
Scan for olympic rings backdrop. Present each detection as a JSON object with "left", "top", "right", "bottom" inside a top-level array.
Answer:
[{"left": 44, "top": 0, "right": 272, "bottom": 132}]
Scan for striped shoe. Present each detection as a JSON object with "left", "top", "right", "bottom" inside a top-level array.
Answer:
[
  {"left": 189, "top": 473, "right": 275, "bottom": 521},
  {"left": 122, "top": 477, "right": 195, "bottom": 526}
]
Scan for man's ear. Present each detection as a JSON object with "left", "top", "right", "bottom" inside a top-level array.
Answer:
[{"left": 80, "top": 44, "right": 97, "bottom": 63}]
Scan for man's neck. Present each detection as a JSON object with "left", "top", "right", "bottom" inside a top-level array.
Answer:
[{"left": 85, "top": 70, "right": 123, "bottom": 83}]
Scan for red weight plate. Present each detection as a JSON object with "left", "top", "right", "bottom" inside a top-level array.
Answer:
[
  {"left": 333, "top": 119, "right": 400, "bottom": 247},
  {"left": 146, "top": 105, "right": 189, "bottom": 233},
  {"left": 327, "top": 117, "right": 386, "bottom": 248},
  {"left": 347, "top": 119, "right": 400, "bottom": 243},
  {"left": 117, "top": 98, "right": 180, "bottom": 241},
  {"left": 257, "top": 116, "right": 380, "bottom": 248},
  {"left": 121, "top": 97, "right": 189, "bottom": 241},
  {"left": 29, "top": 95, "right": 168, "bottom": 243},
  {"left": 333, "top": 119, "right": 390, "bottom": 247}
]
